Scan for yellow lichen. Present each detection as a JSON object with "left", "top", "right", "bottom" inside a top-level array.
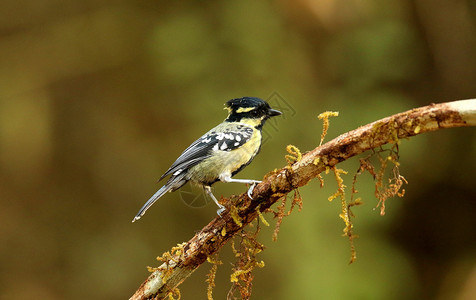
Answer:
[
  {"left": 146, "top": 266, "right": 158, "bottom": 272},
  {"left": 368, "top": 148, "right": 407, "bottom": 216},
  {"left": 313, "top": 157, "right": 320, "bottom": 165},
  {"left": 313, "top": 157, "right": 325, "bottom": 187},
  {"left": 371, "top": 117, "right": 401, "bottom": 146},
  {"left": 346, "top": 143, "right": 407, "bottom": 263},
  {"left": 285, "top": 144, "right": 302, "bottom": 165},
  {"left": 229, "top": 227, "right": 265, "bottom": 299},
  {"left": 267, "top": 190, "right": 303, "bottom": 242},
  {"left": 326, "top": 166, "right": 358, "bottom": 263},
  {"left": 170, "top": 243, "right": 186, "bottom": 263},
  {"left": 317, "top": 174, "right": 325, "bottom": 187},
  {"left": 206, "top": 255, "right": 223, "bottom": 300},
  {"left": 332, "top": 167, "right": 352, "bottom": 233},
  {"left": 289, "top": 189, "right": 303, "bottom": 215},
  {"left": 167, "top": 288, "right": 181, "bottom": 300},
  {"left": 231, "top": 240, "right": 240, "bottom": 258},
  {"left": 230, "top": 258, "right": 266, "bottom": 284},
  {"left": 230, "top": 269, "right": 246, "bottom": 283},
  {"left": 318, "top": 111, "right": 339, "bottom": 145},
  {"left": 272, "top": 196, "right": 287, "bottom": 241},
  {"left": 148, "top": 243, "right": 187, "bottom": 284},
  {"left": 270, "top": 178, "right": 278, "bottom": 193},
  {"left": 230, "top": 205, "right": 243, "bottom": 227},
  {"left": 256, "top": 206, "right": 270, "bottom": 227},
  {"left": 206, "top": 264, "right": 218, "bottom": 300}
]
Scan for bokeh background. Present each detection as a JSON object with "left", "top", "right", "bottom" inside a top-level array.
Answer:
[{"left": 1, "top": 1, "right": 475, "bottom": 299}]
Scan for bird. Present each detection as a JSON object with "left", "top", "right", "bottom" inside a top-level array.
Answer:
[{"left": 132, "top": 97, "right": 282, "bottom": 222}]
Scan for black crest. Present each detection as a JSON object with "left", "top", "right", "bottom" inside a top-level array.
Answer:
[
  {"left": 225, "top": 97, "right": 269, "bottom": 110},
  {"left": 225, "top": 97, "right": 272, "bottom": 122}
]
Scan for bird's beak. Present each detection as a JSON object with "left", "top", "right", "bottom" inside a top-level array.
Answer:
[{"left": 268, "top": 108, "right": 282, "bottom": 117}]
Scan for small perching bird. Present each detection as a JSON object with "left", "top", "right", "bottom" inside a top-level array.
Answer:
[{"left": 132, "top": 97, "right": 282, "bottom": 222}]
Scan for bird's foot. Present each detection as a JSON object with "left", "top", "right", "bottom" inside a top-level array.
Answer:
[
  {"left": 216, "top": 205, "right": 226, "bottom": 216},
  {"left": 247, "top": 180, "right": 262, "bottom": 199}
]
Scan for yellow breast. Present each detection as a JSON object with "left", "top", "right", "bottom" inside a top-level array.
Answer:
[{"left": 187, "top": 127, "right": 261, "bottom": 185}]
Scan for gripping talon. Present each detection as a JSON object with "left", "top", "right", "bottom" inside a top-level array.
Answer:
[
  {"left": 247, "top": 181, "right": 261, "bottom": 199},
  {"left": 217, "top": 206, "right": 226, "bottom": 216}
]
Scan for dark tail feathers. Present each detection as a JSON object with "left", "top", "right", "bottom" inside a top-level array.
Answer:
[{"left": 132, "top": 173, "right": 187, "bottom": 222}]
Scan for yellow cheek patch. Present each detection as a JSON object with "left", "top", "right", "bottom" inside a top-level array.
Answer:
[
  {"left": 236, "top": 107, "right": 255, "bottom": 113},
  {"left": 240, "top": 116, "right": 264, "bottom": 127}
]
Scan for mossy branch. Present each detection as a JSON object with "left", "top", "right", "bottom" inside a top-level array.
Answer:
[{"left": 130, "top": 99, "right": 475, "bottom": 300}]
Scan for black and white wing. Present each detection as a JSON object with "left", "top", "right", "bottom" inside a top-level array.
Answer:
[{"left": 159, "top": 124, "right": 254, "bottom": 181}]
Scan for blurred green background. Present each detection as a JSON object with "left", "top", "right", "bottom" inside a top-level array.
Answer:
[{"left": 1, "top": 1, "right": 475, "bottom": 299}]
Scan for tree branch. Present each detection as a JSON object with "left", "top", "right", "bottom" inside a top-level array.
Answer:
[{"left": 130, "top": 99, "right": 476, "bottom": 300}]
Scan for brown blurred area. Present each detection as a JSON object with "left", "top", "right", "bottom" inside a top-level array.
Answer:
[{"left": 0, "top": 1, "right": 475, "bottom": 299}]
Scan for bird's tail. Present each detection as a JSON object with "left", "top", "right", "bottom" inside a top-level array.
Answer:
[{"left": 132, "top": 174, "right": 187, "bottom": 222}]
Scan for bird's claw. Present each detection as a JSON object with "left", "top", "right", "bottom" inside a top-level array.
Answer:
[
  {"left": 247, "top": 180, "right": 262, "bottom": 199},
  {"left": 216, "top": 206, "right": 226, "bottom": 216}
]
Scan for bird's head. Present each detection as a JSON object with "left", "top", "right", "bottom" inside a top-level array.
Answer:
[{"left": 224, "top": 97, "right": 282, "bottom": 128}]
